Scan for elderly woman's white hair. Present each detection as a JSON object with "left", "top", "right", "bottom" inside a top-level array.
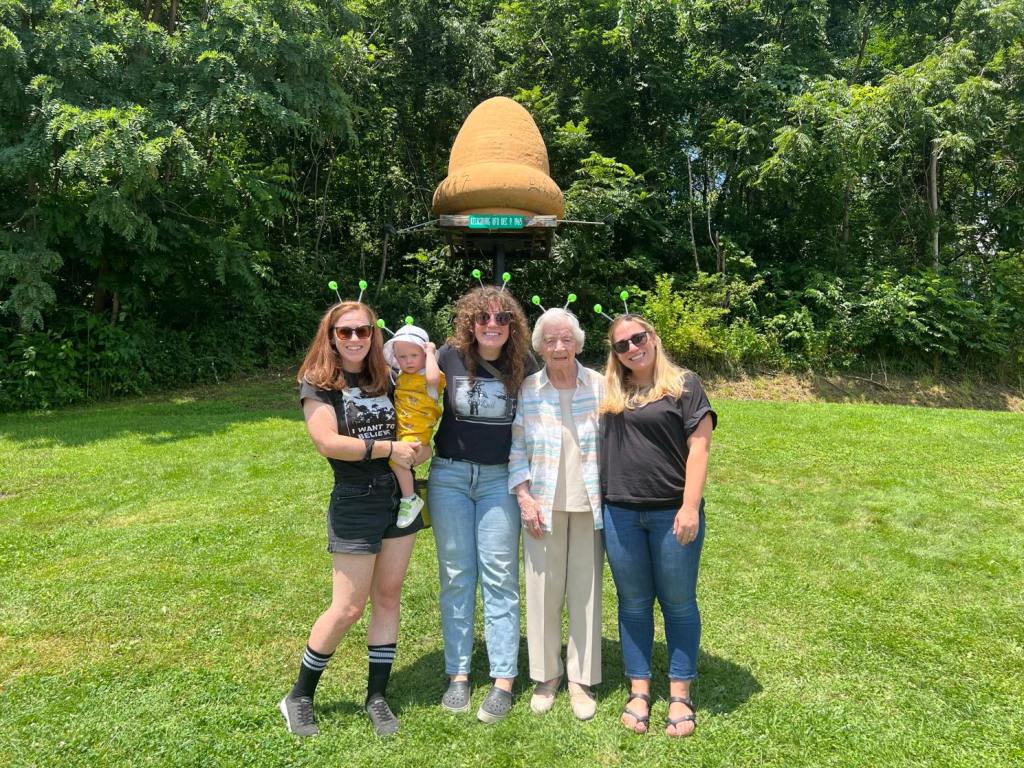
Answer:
[{"left": 531, "top": 308, "right": 586, "bottom": 354}]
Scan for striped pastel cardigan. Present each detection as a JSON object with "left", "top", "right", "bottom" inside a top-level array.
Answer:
[{"left": 508, "top": 361, "right": 605, "bottom": 531}]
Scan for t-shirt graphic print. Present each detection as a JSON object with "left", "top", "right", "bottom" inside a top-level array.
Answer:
[
  {"left": 298, "top": 377, "right": 397, "bottom": 482},
  {"left": 341, "top": 387, "right": 397, "bottom": 440},
  {"left": 450, "top": 376, "right": 514, "bottom": 423}
]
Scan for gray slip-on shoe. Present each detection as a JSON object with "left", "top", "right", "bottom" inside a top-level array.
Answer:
[
  {"left": 477, "top": 685, "right": 514, "bottom": 724},
  {"left": 441, "top": 679, "right": 471, "bottom": 713}
]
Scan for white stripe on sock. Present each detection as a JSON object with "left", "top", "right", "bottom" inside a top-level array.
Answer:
[{"left": 302, "top": 652, "right": 330, "bottom": 671}]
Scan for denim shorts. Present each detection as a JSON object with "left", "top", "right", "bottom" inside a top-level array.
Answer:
[{"left": 326, "top": 472, "right": 422, "bottom": 554}]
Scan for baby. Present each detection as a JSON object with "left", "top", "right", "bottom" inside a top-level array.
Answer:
[{"left": 383, "top": 325, "right": 445, "bottom": 527}]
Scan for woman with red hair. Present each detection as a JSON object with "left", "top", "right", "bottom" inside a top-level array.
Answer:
[{"left": 279, "top": 300, "right": 423, "bottom": 738}]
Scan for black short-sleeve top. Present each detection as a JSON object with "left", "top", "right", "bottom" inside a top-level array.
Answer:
[
  {"left": 600, "top": 371, "right": 717, "bottom": 508},
  {"left": 299, "top": 372, "right": 396, "bottom": 483},
  {"left": 432, "top": 344, "right": 539, "bottom": 465}
]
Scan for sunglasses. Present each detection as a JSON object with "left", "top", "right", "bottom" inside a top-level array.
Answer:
[
  {"left": 611, "top": 331, "right": 650, "bottom": 354},
  {"left": 474, "top": 311, "right": 513, "bottom": 327},
  {"left": 333, "top": 324, "right": 373, "bottom": 341}
]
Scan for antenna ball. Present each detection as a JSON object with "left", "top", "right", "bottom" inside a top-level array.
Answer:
[
  {"left": 359, "top": 280, "right": 368, "bottom": 290},
  {"left": 593, "top": 304, "right": 603, "bottom": 314},
  {"left": 531, "top": 295, "right": 541, "bottom": 305},
  {"left": 620, "top": 290, "right": 630, "bottom": 300},
  {"left": 472, "top": 269, "right": 482, "bottom": 279},
  {"left": 502, "top": 272, "right": 511, "bottom": 283},
  {"left": 404, "top": 316, "right": 414, "bottom": 325},
  {"left": 567, "top": 293, "right": 577, "bottom": 303},
  {"left": 328, "top": 280, "right": 338, "bottom": 291},
  {"left": 376, "top": 319, "right": 386, "bottom": 328}
]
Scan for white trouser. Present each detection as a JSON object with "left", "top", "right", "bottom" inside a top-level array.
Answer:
[{"left": 523, "top": 509, "right": 603, "bottom": 685}]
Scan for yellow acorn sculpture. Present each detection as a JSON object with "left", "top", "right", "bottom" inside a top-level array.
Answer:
[{"left": 432, "top": 96, "right": 565, "bottom": 218}]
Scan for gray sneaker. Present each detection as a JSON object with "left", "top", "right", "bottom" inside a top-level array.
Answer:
[
  {"left": 365, "top": 694, "right": 399, "bottom": 736},
  {"left": 441, "top": 679, "right": 471, "bottom": 713},
  {"left": 477, "top": 685, "right": 513, "bottom": 724},
  {"left": 279, "top": 694, "right": 318, "bottom": 737}
]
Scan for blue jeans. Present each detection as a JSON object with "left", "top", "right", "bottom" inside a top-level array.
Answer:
[
  {"left": 603, "top": 501, "right": 705, "bottom": 681},
  {"left": 428, "top": 458, "right": 521, "bottom": 678}
]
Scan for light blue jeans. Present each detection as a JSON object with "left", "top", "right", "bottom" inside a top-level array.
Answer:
[{"left": 428, "top": 457, "right": 521, "bottom": 679}]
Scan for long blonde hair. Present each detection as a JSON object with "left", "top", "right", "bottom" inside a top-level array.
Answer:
[
  {"left": 601, "top": 315, "right": 687, "bottom": 414},
  {"left": 297, "top": 301, "right": 390, "bottom": 396}
]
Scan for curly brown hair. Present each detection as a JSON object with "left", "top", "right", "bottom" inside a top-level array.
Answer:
[
  {"left": 447, "top": 286, "right": 531, "bottom": 394},
  {"left": 297, "top": 301, "right": 390, "bottom": 397}
]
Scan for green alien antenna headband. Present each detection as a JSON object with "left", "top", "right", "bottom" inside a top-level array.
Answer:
[
  {"left": 593, "top": 289, "right": 631, "bottom": 323},
  {"left": 530, "top": 293, "right": 578, "bottom": 313},
  {"left": 327, "top": 279, "right": 369, "bottom": 304},
  {"left": 376, "top": 316, "right": 415, "bottom": 337},
  {"left": 472, "top": 268, "right": 512, "bottom": 292}
]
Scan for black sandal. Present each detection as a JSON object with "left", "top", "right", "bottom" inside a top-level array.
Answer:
[
  {"left": 665, "top": 695, "right": 696, "bottom": 737},
  {"left": 622, "top": 692, "right": 651, "bottom": 734}
]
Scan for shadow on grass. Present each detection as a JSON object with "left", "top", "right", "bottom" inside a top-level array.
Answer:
[
  {"left": 0, "top": 377, "right": 302, "bottom": 448},
  {"left": 596, "top": 636, "right": 762, "bottom": 715},
  {"left": 320, "top": 647, "right": 513, "bottom": 718},
  {"left": 339, "top": 636, "right": 760, "bottom": 717}
]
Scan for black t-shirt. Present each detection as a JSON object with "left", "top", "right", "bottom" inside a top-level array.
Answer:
[
  {"left": 600, "top": 371, "right": 717, "bottom": 508},
  {"left": 433, "top": 344, "right": 539, "bottom": 465},
  {"left": 299, "top": 373, "right": 396, "bottom": 483}
]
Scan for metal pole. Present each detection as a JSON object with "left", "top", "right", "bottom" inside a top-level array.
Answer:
[{"left": 492, "top": 243, "right": 505, "bottom": 285}]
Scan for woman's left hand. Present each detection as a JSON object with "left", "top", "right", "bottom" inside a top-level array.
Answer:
[
  {"left": 673, "top": 506, "right": 700, "bottom": 546},
  {"left": 390, "top": 440, "right": 420, "bottom": 469}
]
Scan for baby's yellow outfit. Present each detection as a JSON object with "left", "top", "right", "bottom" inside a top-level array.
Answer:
[{"left": 395, "top": 370, "right": 446, "bottom": 444}]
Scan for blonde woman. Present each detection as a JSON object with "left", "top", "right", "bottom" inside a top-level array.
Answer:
[{"left": 600, "top": 315, "right": 716, "bottom": 738}]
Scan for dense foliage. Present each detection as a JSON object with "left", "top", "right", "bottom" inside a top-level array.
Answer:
[{"left": 2, "top": 0, "right": 1022, "bottom": 409}]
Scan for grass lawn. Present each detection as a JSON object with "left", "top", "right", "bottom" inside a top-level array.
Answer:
[{"left": 1, "top": 375, "right": 1022, "bottom": 767}]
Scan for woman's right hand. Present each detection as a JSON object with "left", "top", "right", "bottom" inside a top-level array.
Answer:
[
  {"left": 390, "top": 440, "right": 420, "bottom": 469},
  {"left": 517, "top": 492, "right": 545, "bottom": 539}
]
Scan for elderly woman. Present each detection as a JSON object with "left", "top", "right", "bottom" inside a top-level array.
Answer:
[{"left": 509, "top": 308, "right": 605, "bottom": 720}]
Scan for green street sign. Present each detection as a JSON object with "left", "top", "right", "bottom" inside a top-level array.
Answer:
[{"left": 468, "top": 214, "right": 525, "bottom": 230}]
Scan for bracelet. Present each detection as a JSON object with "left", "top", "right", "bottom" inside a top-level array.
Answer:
[
  {"left": 387, "top": 441, "right": 394, "bottom": 458},
  {"left": 362, "top": 438, "right": 375, "bottom": 462}
]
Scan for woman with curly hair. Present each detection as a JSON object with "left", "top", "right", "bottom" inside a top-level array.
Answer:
[
  {"left": 428, "top": 285, "right": 537, "bottom": 723},
  {"left": 600, "top": 314, "right": 716, "bottom": 739},
  {"left": 279, "top": 300, "right": 424, "bottom": 738}
]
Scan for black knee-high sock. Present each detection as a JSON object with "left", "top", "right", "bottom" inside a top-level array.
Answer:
[
  {"left": 290, "top": 644, "right": 333, "bottom": 700},
  {"left": 366, "top": 643, "right": 396, "bottom": 702}
]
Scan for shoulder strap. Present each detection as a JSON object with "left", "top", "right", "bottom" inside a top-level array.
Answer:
[
  {"left": 474, "top": 353, "right": 504, "bottom": 380},
  {"left": 474, "top": 352, "right": 539, "bottom": 380}
]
